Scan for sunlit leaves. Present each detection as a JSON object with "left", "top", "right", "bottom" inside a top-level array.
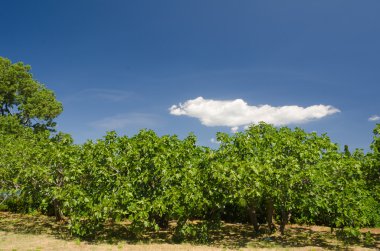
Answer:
[
  {"left": 0, "top": 56, "right": 62, "bottom": 131},
  {"left": 1, "top": 121, "right": 379, "bottom": 238}
]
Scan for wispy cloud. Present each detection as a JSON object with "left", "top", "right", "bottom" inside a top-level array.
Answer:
[
  {"left": 369, "top": 115, "right": 380, "bottom": 122},
  {"left": 170, "top": 97, "right": 340, "bottom": 131},
  {"left": 210, "top": 138, "right": 220, "bottom": 144},
  {"left": 90, "top": 113, "right": 160, "bottom": 130},
  {"left": 64, "top": 88, "right": 136, "bottom": 102}
]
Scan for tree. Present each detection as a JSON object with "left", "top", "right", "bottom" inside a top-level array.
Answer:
[
  {"left": 215, "top": 123, "right": 343, "bottom": 235},
  {"left": 0, "top": 56, "right": 62, "bottom": 131},
  {"left": 364, "top": 124, "right": 380, "bottom": 204}
]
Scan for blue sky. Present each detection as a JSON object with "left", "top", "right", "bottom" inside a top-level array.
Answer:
[{"left": 1, "top": 0, "right": 379, "bottom": 150}]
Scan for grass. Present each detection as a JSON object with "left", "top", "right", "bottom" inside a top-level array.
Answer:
[{"left": 0, "top": 211, "right": 379, "bottom": 250}]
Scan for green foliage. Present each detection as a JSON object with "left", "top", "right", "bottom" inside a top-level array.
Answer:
[
  {"left": 2, "top": 56, "right": 379, "bottom": 241},
  {"left": 336, "top": 227, "right": 362, "bottom": 242},
  {"left": 215, "top": 123, "right": 346, "bottom": 234},
  {"left": 0, "top": 56, "right": 62, "bottom": 131},
  {"left": 363, "top": 124, "right": 380, "bottom": 209},
  {"left": 363, "top": 231, "right": 375, "bottom": 246},
  {"left": 55, "top": 130, "right": 210, "bottom": 237},
  {"left": 2, "top": 123, "right": 380, "bottom": 239},
  {"left": 173, "top": 221, "right": 218, "bottom": 244}
]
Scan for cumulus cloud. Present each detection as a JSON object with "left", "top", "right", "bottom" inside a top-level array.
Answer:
[
  {"left": 90, "top": 113, "right": 160, "bottom": 130},
  {"left": 369, "top": 115, "right": 380, "bottom": 121},
  {"left": 170, "top": 97, "right": 340, "bottom": 130}
]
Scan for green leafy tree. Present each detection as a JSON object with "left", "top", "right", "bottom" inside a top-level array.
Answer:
[
  {"left": 215, "top": 123, "right": 344, "bottom": 235},
  {"left": 367, "top": 124, "right": 380, "bottom": 202},
  {"left": 61, "top": 130, "right": 209, "bottom": 238},
  {"left": 0, "top": 56, "right": 62, "bottom": 131},
  {"left": 0, "top": 122, "right": 48, "bottom": 212},
  {"left": 309, "top": 145, "right": 380, "bottom": 233},
  {"left": 0, "top": 120, "right": 75, "bottom": 219}
]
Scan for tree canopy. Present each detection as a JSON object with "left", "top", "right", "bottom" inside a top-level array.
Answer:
[{"left": 0, "top": 56, "right": 62, "bottom": 131}]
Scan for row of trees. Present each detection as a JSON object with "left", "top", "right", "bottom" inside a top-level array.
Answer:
[
  {"left": 1, "top": 57, "right": 380, "bottom": 240},
  {"left": 1, "top": 115, "right": 379, "bottom": 238}
]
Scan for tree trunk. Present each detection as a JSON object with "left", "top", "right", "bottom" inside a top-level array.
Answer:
[
  {"left": 248, "top": 204, "right": 260, "bottom": 232},
  {"left": 53, "top": 163, "right": 64, "bottom": 221},
  {"left": 53, "top": 199, "right": 64, "bottom": 221},
  {"left": 280, "top": 209, "right": 289, "bottom": 235},
  {"left": 266, "top": 199, "right": 274, "bottom": 232},
  {"left": 153, "top": 213, "right": 169, "bottom": 229}
]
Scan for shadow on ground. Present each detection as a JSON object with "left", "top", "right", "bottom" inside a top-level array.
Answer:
[{"left": 0, "top": 211, "right": 379, "bottom": 250}]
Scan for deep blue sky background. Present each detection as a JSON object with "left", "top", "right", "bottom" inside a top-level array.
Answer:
[{"left": 1, "top": 0, "right": 379, "bottom": 150}]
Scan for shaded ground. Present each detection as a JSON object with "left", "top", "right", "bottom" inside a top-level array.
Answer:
[{"left": 0, "top": 212, "right": 379, "bottom": 250}]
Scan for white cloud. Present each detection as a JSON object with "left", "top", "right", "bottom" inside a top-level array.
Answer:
[
  {"left": 369, "top": 115, "right": 380, "bottom": 121},
  {"left": 231, "top": 126, "right": 239, "bottom": 133},
  {"left": 90, "top": 113, "right": 160, "bottom": 130},
  {"left": 170, "top": 97, "right": 340, "bottom": 129}
]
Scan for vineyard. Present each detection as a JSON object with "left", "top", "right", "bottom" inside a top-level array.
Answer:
[{"left": 1, "top": 57, "right": 380, "bottom": 247}]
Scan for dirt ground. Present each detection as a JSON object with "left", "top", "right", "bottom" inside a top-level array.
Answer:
[{"left": 0, "top": 212, "right": 379, "bottom": 251}]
